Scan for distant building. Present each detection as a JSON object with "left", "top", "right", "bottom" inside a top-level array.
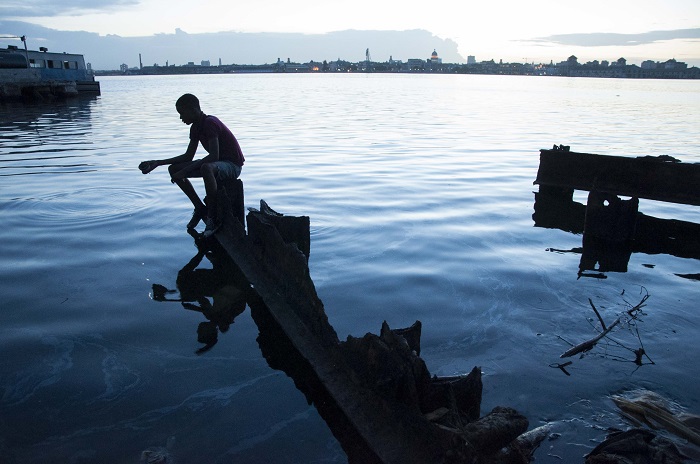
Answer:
[
  {"left": 467, "top": 55, "right": 476, "bottom": 65},
  {"left": 201, "top": 60, "right": 210, "bottom": 67},
  {"left": 406, "top": 58, "right": 425, "bottom": 71},
  {"left": 664, "top": 59, "right": 687, "bottom": 70},
  {"left": 430, "top": 49, "right": 442, "bottom": 64}
]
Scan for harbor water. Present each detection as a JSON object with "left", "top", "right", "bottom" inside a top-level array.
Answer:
[{"left": 1, "top": 73, "right": 699, "bottom": 463}]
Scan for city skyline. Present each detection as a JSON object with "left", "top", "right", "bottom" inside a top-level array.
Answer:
[{"left": 1, "top": 0, "right": 699, "bottom": 68}]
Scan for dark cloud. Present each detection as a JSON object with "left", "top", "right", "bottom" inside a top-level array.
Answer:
[
  {"left": 529, "top": 28, "right": 700, "bottom": 47},
  {"left": 0, "top": 0, "right": 138, "bottom": 17}
]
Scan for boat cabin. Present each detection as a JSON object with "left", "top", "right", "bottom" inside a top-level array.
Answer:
[{"left": 0, "top": 43, "right": 100, "bottom": 99}]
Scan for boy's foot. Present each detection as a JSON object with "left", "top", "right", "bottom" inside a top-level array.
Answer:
[
  {"left": 187, "top": 207, "right": 207, "bottom": 229},
  {"left": 202, "top": 217, "right": 221, "bottom": 238}
]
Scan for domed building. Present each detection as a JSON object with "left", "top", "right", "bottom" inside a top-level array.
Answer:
[{"left": 430, "top": 50, "right": 442, "bottom": 64}]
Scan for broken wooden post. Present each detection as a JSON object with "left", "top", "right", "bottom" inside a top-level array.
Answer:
[
  {"left": 211, "top": 199, "right": 535, "bottom": 463},
  {"left": 216, "top": 178, "right": 245, "bottom": 226}
]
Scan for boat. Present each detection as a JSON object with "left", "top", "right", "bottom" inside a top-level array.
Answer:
[{"left": 0, "top": 36, "right": 100, "bottom": 100}]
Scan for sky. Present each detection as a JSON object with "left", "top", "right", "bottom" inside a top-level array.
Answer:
[{"left": 2, "top": 0, "right": 700, "bottom": 65}]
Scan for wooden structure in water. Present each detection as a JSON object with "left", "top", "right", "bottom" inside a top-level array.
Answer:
[
  {"left": 205, "top": 179, "right": 541, "bottom": 463},
  {"left": 534, "top": 146, "right": 700, "bottom": 207},
  {"left": 533, "top": 146, "right": 700, "bottom": 277}
]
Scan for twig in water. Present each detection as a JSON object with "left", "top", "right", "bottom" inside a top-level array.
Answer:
[
  {"left": 549, "top": 361, "right": 573, "bottom": 376},
  {"left": 588, "top": 298, "right": 606, "bottom": 330},
  {"left": 627, "top": 293, "right": 649, "bottom": 316},
  {"left": 560, "top": 317, "right": 621, "bottom": 358}
]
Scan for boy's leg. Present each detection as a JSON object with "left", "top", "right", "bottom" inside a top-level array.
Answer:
[
  {"left": 169, "top": 162, "right": 205, "bottom": 208},
  {"left": 201, "top": 163, "right": 219, "bottom": 225},
  {"left": 200, "top": 162, "right": 240, "bottom": 236},
  {"left": 169, "top": 162, "right": 206, "bottom": 228}
]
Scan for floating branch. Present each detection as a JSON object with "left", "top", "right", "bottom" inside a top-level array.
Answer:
[
  {"left": 558, "top": 291, "right": 652, "bottom": 363},
  {"left": 588, "top": 298, "right": 606, "bottom": 330},
  {"left": 560, "top": 317, "right": 621, "bottom": 358},
  {"left": 626, "top": 291, "right": 649, "bottom": 316}
]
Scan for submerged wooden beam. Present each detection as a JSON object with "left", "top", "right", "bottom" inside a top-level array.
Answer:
[
  {"left": 211, "top": 193, "right": 531, "bottom": 463},
  {"left": 213, "top": 200, "right": 449, "bottom": 463},
  {"left": 534, "top": 149, "right": 700, "bottom": 206}
]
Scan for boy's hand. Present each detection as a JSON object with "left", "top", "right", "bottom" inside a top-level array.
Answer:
[{"left": 139, "top": 160, "right": 157, "bottom": 174}]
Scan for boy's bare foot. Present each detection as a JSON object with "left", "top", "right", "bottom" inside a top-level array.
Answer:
[{"left": 187, "top": 207, "right": 207, "bottom": 229}]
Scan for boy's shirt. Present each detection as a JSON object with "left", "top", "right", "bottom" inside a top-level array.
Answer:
[{"left": 190, "top": 114, "right": 245, "bottom": 166}]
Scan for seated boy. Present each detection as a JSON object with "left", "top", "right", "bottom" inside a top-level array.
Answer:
[{"left": 139, "top": 93, "right": 244, "bottom": 237}]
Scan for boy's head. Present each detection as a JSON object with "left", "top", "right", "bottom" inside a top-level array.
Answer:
[{"left": 176, "top": 93, "right": 201, "bottom": 125}]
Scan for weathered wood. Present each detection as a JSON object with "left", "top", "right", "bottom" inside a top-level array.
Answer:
[
  {"left": 216, "top": 178, "right": 245, "bottom": 225},
  {"left": 534, "top": 149, "right": 700, "bottom": 206},
  {"left": 585, "top": 429, "right": 686, "bottom": 464},
  {"left": 214, "top": 202, "right": 450, "bottom": 463},
  {"left": 213, "top": 199, "right": 531, "bottom": 463}
]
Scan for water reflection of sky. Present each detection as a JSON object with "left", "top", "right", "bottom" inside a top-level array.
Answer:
[{"left": 0, "top": 75, "right": 699, "bottom": 463}]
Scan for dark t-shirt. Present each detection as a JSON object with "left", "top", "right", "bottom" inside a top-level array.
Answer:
[{"left": 190, "top": 114, "right": 245, "bottom": 166}]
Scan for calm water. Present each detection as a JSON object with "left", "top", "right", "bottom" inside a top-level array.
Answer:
[{"left": 1, "top": 74, "right": 699, "bottom": 463}]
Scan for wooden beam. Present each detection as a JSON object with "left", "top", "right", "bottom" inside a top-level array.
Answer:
[
  {"left": 214, "top": 201, "right": 449, "bottom": 463},
  {"left": 534, "top": 149, "right": 700, "bottom": 206}
]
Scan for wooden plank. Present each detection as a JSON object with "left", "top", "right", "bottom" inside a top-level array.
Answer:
[
  {"left": 207, "top": 188, "right": 533, "bottom": 463},
  {"left": 213, "top": 203, "right": 449, "bottom": 464},
  {"left": 534, "top": 149, "right": 700, "bottom": 206}
]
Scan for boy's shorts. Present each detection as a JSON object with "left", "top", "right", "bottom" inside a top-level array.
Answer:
[{"left": 213, "top": 161, "right": 242, "bottom": 181}]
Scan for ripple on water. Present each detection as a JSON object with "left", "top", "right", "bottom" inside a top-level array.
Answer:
[{"left": 2, "top": 186, "right": 164, "bottom": 231}]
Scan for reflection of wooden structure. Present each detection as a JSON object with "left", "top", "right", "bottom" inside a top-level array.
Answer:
[
  {"left": 533, "top": 193, "right": 700, "bottom": 260},
  {"left": 209, "top": 182, "right": 537, "bottom": 462},
  {"left": 533, "top": 146, "right": 700, "bottom": 276}
]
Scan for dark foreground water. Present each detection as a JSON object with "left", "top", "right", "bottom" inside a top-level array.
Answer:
[{"left": 1, "top": 74, "right": 699, "bottom": 463}]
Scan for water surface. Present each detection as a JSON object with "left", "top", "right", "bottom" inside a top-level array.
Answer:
[{"left": 1, "top": 74, "right": 699, "bottom": 463}]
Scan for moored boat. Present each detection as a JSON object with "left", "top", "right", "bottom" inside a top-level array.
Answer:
[{"left": 0, "top": 36, "right": 100, "bottom": 100}]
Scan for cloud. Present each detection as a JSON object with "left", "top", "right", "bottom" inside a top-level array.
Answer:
[
  {"left": 0, "top": 0, "right": 138, "bottom": 18},
  {"left": 529, "top": 28, "right": 700, "bottom": 47},
  {"left": 0, "top": 21, "right": 465, "bottom": 69}
]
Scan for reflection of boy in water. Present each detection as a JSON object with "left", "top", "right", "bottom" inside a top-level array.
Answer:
[{"left": 153, "top": 248, "right": 247, "bottom": 354}]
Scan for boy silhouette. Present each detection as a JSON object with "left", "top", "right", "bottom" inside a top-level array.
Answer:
[{"left": 139, "top": 93, "right": 244, "bottom": 237}]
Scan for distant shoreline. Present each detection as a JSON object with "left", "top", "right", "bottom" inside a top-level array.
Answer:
[{"left": 96, "top": 60, "right": 700, "bottom": 80}]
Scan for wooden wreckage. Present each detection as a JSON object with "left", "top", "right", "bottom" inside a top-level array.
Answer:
[
  {"left": 204, "top": 179, "right": 544, "bottom": 464},
  {"left": 533, "top": 145, "right": 700, "bottom": 278}
]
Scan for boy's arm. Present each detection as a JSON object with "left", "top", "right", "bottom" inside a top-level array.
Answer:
[
  {"left": 139, "top": 138, "right": 198, "bottom": 174},
  {"left": 170, "top": 136, "right": 220, "bottom": 180}
]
